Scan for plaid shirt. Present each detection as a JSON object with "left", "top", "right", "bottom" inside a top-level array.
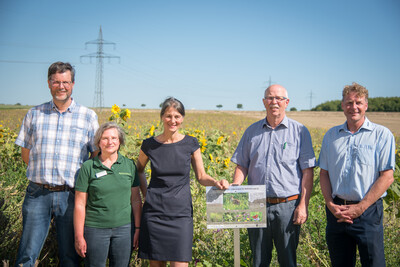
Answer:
[{"left": 15, "top": 99, "right": 99, "bottom": 187}]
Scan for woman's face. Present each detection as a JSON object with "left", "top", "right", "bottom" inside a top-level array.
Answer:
[
  {"left": 162, "top": 106, "right": 184, "bottom": 133},
  {"left": 99, "top": 128, "right": 120, "bottom": 155}
]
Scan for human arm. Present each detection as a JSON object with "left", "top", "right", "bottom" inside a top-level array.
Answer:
[
  {"left": 74, "top": 191, "right": 88, "bottom": 258},
  {"left": 131, "top": 186, "right": 142, "bottom": 250},
  {"left": 232, "top": 164, "right": 248, "bottom": 185},
  {"left": 320, "top": 168, "right": 353, "bottom": 223},
  {"left": 191, "top": 149, "right": 229, "bottom": 189},
  {"left": 136, "top": 149, "right": 149, "bottom": 199},
  {"left": 21, "top": 147, "right": 30, "bottom": 165},
  {"left": 293, "top": 167, "right": 313, "bottom": 225},
  {"left": 341, "top": 169, "right": 394, "bottom": 220}
]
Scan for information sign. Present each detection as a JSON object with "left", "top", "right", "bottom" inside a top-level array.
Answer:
[{"left": 206, "top": 185, "right": 266, "bottom": 229}]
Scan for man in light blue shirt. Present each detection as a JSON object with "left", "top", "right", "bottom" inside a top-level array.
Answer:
[
  {"left": 318, "top": 82, "right": 395, "bottom": 267},
  {"left": 14, "top": 62, "right": 99, "bottom": 266},
  {"left": 231, "top": 84, "right": 316, "bottom": 267}
]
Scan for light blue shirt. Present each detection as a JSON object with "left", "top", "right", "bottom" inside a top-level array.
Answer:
[
  {"left": 318, "top": 117, "right": 395, "bottom": 201},
  {"left": 231, "top": 116, "right": 316, "bottom": 198},
  {"left": 15, "top": 99, "right": 99, "bottom": 187}
]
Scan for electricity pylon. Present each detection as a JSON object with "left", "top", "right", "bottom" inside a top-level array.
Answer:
[{"left": 81, "top": 26, "right": 120, "bottom": 111}]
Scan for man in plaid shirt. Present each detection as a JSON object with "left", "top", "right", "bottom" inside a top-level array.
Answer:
[{"left": 14, "top": 62, "right": 99, "bottom": 266}]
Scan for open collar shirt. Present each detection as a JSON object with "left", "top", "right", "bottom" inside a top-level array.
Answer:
[
  {"left": 231, "top": 116, "right": 316, "bottom": 198},
  {"left": 318, "top": 117, "right": 395, "bottom": 201},
  {"left": 15, "top": 99, "right": 99, "bottom": 187}
]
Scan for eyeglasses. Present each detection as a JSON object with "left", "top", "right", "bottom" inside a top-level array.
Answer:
[
  {"left": 50, "top": 80, "right": 73, "bottom": 88},
  {"left": 264, "top": 96, "right": 288, "bottom": 102}
]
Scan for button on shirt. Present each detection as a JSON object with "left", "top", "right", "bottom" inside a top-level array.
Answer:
[
  {"left": 231, "top": 116, "right": 316, "bottom": 198},
  {"left": 318, "top": 117, "right": 395, "bottom": 201},
  {"left": 15, "top": 99, "right": 99, "bottom": 187}
]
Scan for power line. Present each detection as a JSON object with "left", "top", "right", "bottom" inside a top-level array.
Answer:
[{"left": 80, "top": 26, "right": 120, "bottom": 110}]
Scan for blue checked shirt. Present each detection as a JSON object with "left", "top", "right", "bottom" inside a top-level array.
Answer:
[
  {"left": 231, "top": 116, "right": 316, "bottom": 198},
  {"left": 15, "top": 99, "right": 99, "bottom": 187},
  {"left": 318, "top": 117, "right": 395, "bottom": 201}
]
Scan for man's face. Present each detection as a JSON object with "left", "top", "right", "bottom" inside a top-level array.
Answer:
[
  {"left": 263, "top": 85, "right": 289, "bottom": 119},
  {"left": 48, "top": 71, "right": 74, "bottom": 103},
  {"left": 341, "top": 91, "right": 368, "bottom": 125}
]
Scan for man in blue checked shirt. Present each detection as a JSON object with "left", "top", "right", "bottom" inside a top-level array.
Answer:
[
  {"left": 318, "top": 83, "right": 395, "bottom": 267},
  {"left": 14, "top": 62, "right": 99, "bottom": 266},
  {"left": 231, "top": 84, "right": 316, "bottom": 267}
]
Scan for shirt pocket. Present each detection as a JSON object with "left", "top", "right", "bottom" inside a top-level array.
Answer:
[
  {"left": 356, "top": 144, "right": 375, "bottom": 166},
  {"left": 280, "top": 142, "right": 298, "bottom": 164}
]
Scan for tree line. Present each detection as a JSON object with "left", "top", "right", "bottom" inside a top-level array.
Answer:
[{"left": 311, "top": 97, "right": 400, "bottom": 112}]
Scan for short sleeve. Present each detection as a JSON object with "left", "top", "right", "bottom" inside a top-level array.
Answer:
[
  {"left": 189, "top": 136, "right": 200, "bottom": 154},
  {"left": 299, "top": 125, "right": 316, "bottom": 170},
  {"left": 75, "top": 161, "right": 91, "bottom": 192},
  {"left": 87, "top": 111, "right": 99, "bottom": 153},
  {"left": 140, "top": 138, "right": 152, "bottom": 157},
  {"left": 231, "top": 129, "right": 250, "bottom": 168},
  {"left": 131, "top": 160, "right": 140, "bottom": 187},
  {"left": 15, "top": 109, "right": 34, "bottom": 149},
  {"left": 318, "top": 130, "right": 330, "bottom": 171}
]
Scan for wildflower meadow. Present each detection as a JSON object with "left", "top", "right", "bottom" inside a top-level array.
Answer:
[{"left": 0, "top": 106, "right": 399, "bottom": 266}]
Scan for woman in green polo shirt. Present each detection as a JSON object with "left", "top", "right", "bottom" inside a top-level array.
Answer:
[{"left": 74, "top": 122, "right": 142, "bottom": 267}]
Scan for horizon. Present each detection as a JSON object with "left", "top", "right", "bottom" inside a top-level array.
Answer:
[{"left": 1, "top": 0, "right": 399, "bottom": 111}]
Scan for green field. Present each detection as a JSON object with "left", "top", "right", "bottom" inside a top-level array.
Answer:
[{"left": 1, "top": 108, "right": 399, "bottom": 266}]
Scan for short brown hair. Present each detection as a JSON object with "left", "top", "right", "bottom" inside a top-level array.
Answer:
[
  {"left": 48, "top": 62, "right": 75, "bottom": 82},
  {"left": 342, "top": 82, "right": 369, "bottom": 102}
]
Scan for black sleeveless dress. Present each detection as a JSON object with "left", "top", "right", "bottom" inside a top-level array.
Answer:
[{"left": 138, "top": 135, "right": 199, "bottom": 261}]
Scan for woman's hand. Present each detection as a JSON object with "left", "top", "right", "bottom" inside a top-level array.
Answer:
[
  {"left": 214, "top": 179, "right": 230, "bottom": 190},
  {"left": 75, "top": 236, "right": 87, "bottom": 258},
  {"left": 133, "top": 228, "right": 140, "bottom": 250}
]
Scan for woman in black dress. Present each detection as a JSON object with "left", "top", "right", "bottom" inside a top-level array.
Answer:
[{"left": 137, "top": 97, "right": 229, "bottom": 267}]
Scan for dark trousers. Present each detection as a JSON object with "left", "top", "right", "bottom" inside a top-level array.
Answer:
[{"left": 325, "top": 198, "right": 385, "bottom": 267}]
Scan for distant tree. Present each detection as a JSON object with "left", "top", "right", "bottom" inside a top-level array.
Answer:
[
  {"left": 141, "top": 104, "right": 146, "bottom": 108},
  {"left": 159, "top": 103, "right": 163, "bottom": 108},
  {"left": 312, "top": 100, "right": 341, "bottom": 111},
  {"left": 122, "top": 104, "right": 126, "bottom": 107},
  {"left": 237, "top": 104, "right": 243, "bottom": 110},
  {"left": 290, "top": 107, "right": 297, "bottom": 111},
  {"left": 15, "top": 103, "right": 21, "bottom": 106},
  {"left": 216, "top": 104, "right": 223, "bottom": 109},
  {"left": 311, "top": 97, "right": 400, "bottom": 112}
]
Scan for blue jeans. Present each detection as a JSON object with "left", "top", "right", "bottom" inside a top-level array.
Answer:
[
  {"left": 248, "top": 199, "right": 300, "bottom": 267},
  {"left": 15, "top": 182, "right": 79, "bottom": 267},
  {"left": 83, "top": 223, "right": 132, "bottom": 267},
  {"left": 326, "top": 198, "right": 385, "bottom": 267}
]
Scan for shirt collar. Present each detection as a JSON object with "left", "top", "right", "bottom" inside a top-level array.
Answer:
[
  {"left": 93, "top": 151, "right": 123, "bottom": 168},
  {"left": 339, "top": 116, "right": 374, "bottom": 133},
  {"left": 263, "top": 115, "right": 288, "bottom": 129},
  {"left": 50, "top": 98, "right": 75, "bottom": 113}
]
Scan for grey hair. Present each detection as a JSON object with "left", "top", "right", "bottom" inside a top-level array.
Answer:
[{"left": 94, "top": 122, "right": 126, "bottom": 149}]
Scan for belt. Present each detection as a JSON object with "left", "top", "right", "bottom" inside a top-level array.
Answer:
[
  {"left": 334, "top": 197, "right": 359, "bottom": 205},
  {"left": 267, "top": 194, "right": 299, "bottom": 204},
  {"left": 33, "top": 182, "right": 72, "bottom": 192}
]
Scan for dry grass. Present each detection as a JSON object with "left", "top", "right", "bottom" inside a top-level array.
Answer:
[{"left": 1, "top": 109, "right": 399, "bottom": 136}]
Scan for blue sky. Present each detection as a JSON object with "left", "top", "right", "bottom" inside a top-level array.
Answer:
[{"left": 0, "top": 0, "right": 399, "bottom": 111}]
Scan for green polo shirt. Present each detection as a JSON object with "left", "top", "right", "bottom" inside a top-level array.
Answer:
[{"left": 75, "top": 152, "right": 140, "bottom": 228}]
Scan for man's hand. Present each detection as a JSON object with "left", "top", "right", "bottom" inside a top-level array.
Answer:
[
  {"left": 327, "top": 202, "right": 354, "bottom": 224},
  {"left": 293, "top": 203, "right": 308, "bottom": 225}
]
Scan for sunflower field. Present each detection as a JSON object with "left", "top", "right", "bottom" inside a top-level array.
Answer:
[{"left": 1, "top": 107, "right": 399, "bottom": 266}]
